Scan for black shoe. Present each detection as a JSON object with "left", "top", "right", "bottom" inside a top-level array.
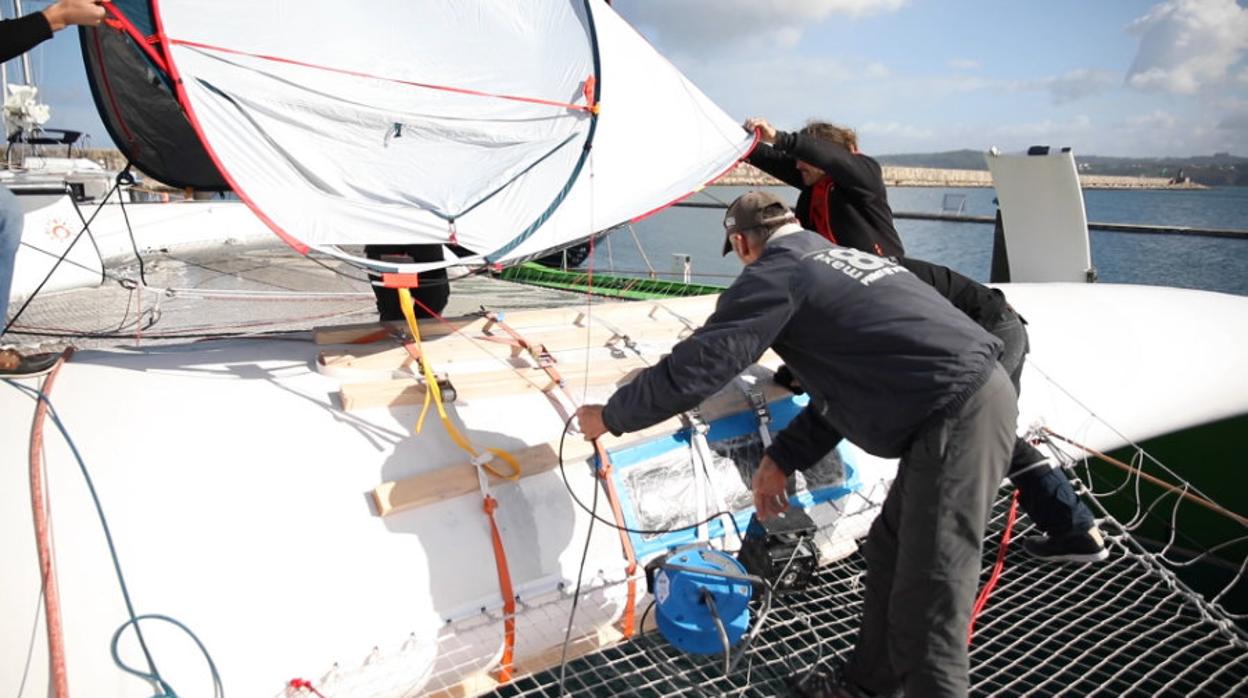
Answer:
[
  {"left": 789, "top": 665, "right": 871, "bottom": 698},
  {"left": 0, "top": 350, "right": 59, "bottom": 377},
  {"left": 1023, "top": 527, "right": 1108, "bottom": 563}
]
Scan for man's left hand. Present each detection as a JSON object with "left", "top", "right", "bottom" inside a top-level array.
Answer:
[{"left": 575, "top": 404, "right": 608, "bottom": 441}]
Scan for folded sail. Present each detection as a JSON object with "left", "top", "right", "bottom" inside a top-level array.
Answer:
[{"left": 132, "top": 0, "right": 753, "bottom": 268}]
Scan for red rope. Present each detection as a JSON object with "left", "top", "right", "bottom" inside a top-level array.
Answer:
[
  {"left": 968, "top": 489, "right": 1020, "bottom": 644},
  {"left": 287, "top": 678, "right": 327, "bottom": 697},
  {"left": 28, "top": 350, "right": 75, "bottom": 698},
  {"left": 103, "top": 4, "right": 170, "bottom": 73},
  {"left": 166, "top": 38, "right": 595, "bottom": 114}
]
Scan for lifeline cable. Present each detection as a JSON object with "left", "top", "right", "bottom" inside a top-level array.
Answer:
[{"left": 556, "top": 452, "right": 600, "bottom": 696}]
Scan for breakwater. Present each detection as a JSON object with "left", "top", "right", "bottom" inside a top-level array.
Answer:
[{"left": 717, "top": 162, "right": 1203, "bottom": 190}]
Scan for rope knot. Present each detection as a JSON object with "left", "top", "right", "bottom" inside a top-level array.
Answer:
[
  {"left": 471, "top": 451, "right": 496, "bottom": 468},
  {"left": 483, "top": 495, "right": 498, "bottom": 515}
]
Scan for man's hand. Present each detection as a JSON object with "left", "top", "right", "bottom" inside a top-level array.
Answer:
[
  {"left": 744, "top": 117, "right": 779, "bottom": 145},
  {"left": 575, "top": 404, "right": 608, "bottom": 441},
  {"left": 752, "top": 455, "right": 790, "bottom": 520},
  {"left": 43, "top": 0, "right": 107, "bottom": 32}
]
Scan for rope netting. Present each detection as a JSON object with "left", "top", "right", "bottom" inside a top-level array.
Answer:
[
  {"left": 5, "top": 247, "right": 588, "bottom": 349},
  {"left": 487, "top": 472, "right": 1248, "bottom": 697}
]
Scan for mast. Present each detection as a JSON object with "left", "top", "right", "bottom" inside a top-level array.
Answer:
[{"left": 13, "top": 0, "right": 34, "bottom": 85}]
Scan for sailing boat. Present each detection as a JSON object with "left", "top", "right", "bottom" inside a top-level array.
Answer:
[{"left": 2, "top": 1, "right": 1245, "bottom": 697}]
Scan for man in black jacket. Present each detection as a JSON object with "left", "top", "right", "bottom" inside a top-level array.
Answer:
[
  {"left": 577, "top": 192, "right": 1016, "bottom": 697},
  {"left": 897, "top": 256, "right": 1106, "bottom": 561},
  {"left": 745, "top": 117, "right": 904, "bottom": 258},
  {"left": 0, "top": 0, "right": 106, "bottom": 376}
]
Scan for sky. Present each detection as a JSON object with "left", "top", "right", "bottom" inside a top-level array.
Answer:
[{"left": 8, "top": 0, "right": 1248, "bottom": 158}]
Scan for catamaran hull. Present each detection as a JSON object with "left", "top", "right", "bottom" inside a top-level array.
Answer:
[{"left": 1, "top": 284, "right": 1245, "bottom": 696}]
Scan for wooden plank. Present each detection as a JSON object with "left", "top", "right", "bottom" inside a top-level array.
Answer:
[
  {"left": 370, "top": 377, "right": 795, "bottom": 517},
  {"left": 318, "top": 316, "right": 698, "bottom": 374},
  {"left": 339, "top": 358, "right": 651, "bottom": 410},
  {"left": 314, "top": 294, "right": 719, "bottom": 345},
  {"left": 429, "top": 625, "right": 626, "bottom": 698},
  {"left": 511, "top": 624, "right": 626, "bottom": 678}
]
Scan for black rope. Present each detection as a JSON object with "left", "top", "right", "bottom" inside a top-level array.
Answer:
[{"left": 3, "top": 178, "right": 122, "bottom": 338}]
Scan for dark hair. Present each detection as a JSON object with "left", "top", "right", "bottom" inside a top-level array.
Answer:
[{"left": 801, "top": 120, "right": 858, "bottom": 152}]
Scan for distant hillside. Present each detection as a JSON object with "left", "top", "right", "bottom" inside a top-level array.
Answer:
[{"left": 876, "top": 150, "right": 1248, "bottom": 186}]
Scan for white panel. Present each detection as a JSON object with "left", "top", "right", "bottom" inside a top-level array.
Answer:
[
  {"left": 986, "top": 150, "right": 1094, "bottom": 283},
  {"left": 11, "top": 194, "right": 104, "bottom": 301}
]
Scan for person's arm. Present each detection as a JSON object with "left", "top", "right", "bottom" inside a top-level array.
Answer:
[
  {"left": 743, "top": 117, "right": 804, "bottom": 188},
  {"left": 42, "top": 0, "right": 107, "bottom": 32},
  {"left": 764, "top": 401, "right": 843, "bottom": 475},
  {"left": 0, "top": 0, "right": 106, "bottom": 63},
  {"left": 746, "top": 142, "right": 805, "bottom": 188},
  {"left": 0, "top": 13, "right": 52, "bottom": 63},
  {"left": 771, "top": 130, "right": 884, "bottom": 196},
  {"left": 600, "top": 262, "right": 795, "bottom": 435}
]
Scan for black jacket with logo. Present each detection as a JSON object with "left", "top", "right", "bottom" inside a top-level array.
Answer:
[
  {"left": 748, "top": 131, "right": 905, "bottom": 258},
  {"left": 602, "top": 230, "right": 1001, "bottom": 472}
]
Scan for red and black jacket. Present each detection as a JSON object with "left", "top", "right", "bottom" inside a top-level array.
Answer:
[{"left": 748, "top": 131, "right": 905, "bottom": 258}]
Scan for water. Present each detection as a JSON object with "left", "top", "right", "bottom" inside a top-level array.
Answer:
[{"left": 591, "top": 185, "right": 1248, "bottom": 296}]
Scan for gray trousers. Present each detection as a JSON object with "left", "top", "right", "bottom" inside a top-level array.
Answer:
[{"left": 846, "top": 364, "right": 1017, "bottom": 697}]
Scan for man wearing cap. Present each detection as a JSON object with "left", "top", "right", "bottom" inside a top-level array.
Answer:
[{"left": 577, "top": 192, "right": 1016, "bottom": 697}]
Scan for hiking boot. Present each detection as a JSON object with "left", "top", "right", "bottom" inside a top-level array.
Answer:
[
  {"left": 0, "top": 349, "right": 59, "bottom": 377},
  {"left": 1023, "top": 526, "right": 1108, "bottom": 563}
]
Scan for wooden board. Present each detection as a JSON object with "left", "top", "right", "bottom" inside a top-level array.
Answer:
[
  {"left": 338, "top": 359, "right": 651, "bottom": 410},
  {"left": 370, "top": 377, "right": 795, "bottom": 517},
  {"left": 314, "top": 294, "right": 719, "bottom": 345},
  {"left": 318, "top": 318, "right": 697, "bottom": 373}
]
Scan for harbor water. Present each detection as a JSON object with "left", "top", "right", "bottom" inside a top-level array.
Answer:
[{"left": 593, "top": 185, "right": 1248, "bottom": 296}]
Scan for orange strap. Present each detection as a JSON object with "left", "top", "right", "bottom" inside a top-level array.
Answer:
[
  {"left": 481, "top": 311, "right": 576, "bottom": 421},
  {"left": 594, "top": 442, "right": 638, "bottom": 638},
  {"left": 395, "top": 291, "right": 520, "bottom": 681},
  {"left": 483, "top": 496, "right": 517, "bottom": 681}
]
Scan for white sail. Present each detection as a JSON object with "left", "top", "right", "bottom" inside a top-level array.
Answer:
[{"left": 151, "top": 0, "right": 754, "bottom": 268}]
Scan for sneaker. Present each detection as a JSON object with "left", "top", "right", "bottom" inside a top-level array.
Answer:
[
  {"left": 0, "top": 349, "right": 59, "bottom": 377},
  {"left": 1023, "top": 527, "right": 1109, "bottom": 563}
]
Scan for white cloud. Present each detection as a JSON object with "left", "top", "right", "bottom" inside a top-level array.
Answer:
[
  {"left": 1126, "top": 0, "right": 1248, "bottom": 94},
  {"left": 859, "top": 121, "right": 934, "bottom": 141},
  {"left": 947, "top": 58, "right": 980, "bottom": 70},
  {"left": 1216, "top": 100, "right": 1248, "bottom": 130},
  {"left": 992, "top": 115, "right": 1094, "bottom": 140},
  {"left": 864, "top": 62, "right": 891, "bottom": 79},
  {"left": 614, "top": 0, "right": 907, "bottom": 52},
  {"left": 1126, "top": 109, "right": 1179, "bottom": 130},
  {"left": 1042, "top": 68, "right": 1118, "bottom": 104}
]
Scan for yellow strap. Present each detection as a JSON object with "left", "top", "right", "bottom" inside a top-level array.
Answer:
[{"left": 398, "top": 289, "right": 521, "bottom": 481}]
